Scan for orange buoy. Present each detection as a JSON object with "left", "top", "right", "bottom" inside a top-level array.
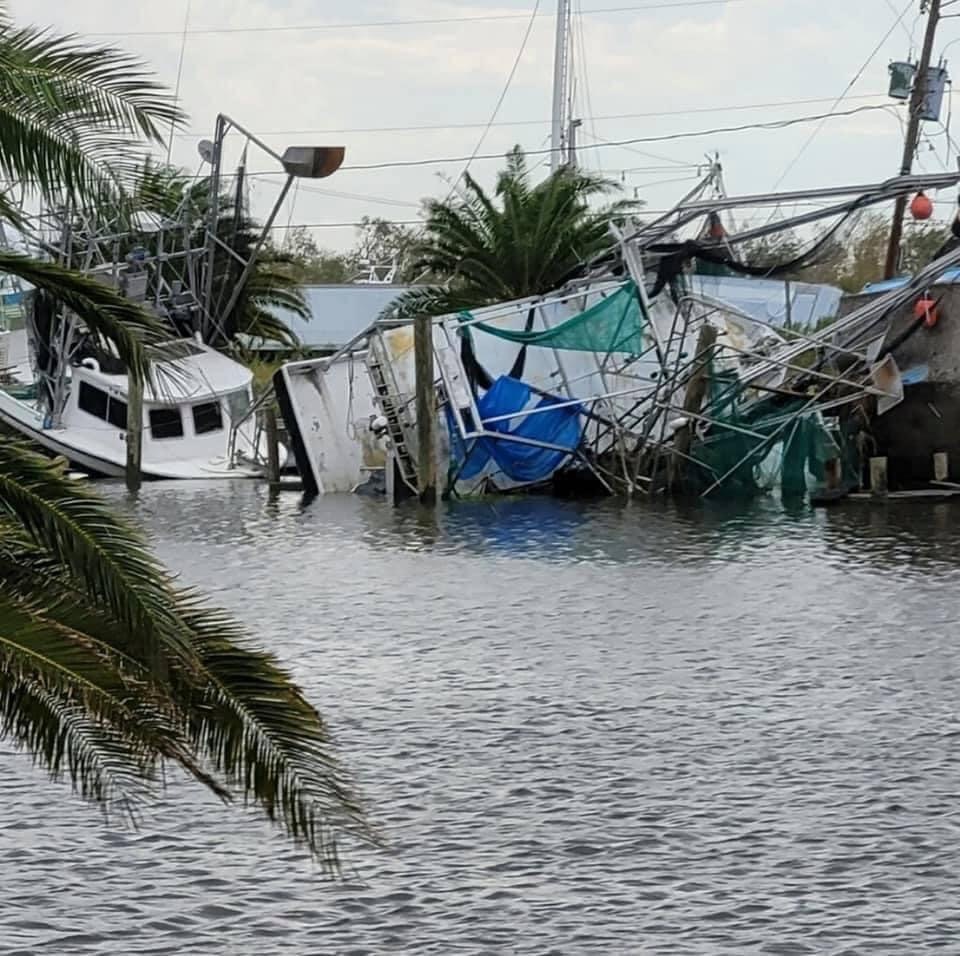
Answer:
[
  {"left": 914, "top": 297, "right": 939, "bottom": 328},
  {"left": 910, "top": 191, "right": 934, "bottom": 220}
]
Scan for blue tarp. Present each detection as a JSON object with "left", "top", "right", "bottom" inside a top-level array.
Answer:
[{"left": 453, "top": 376, "right": 582, "bottom": 484}]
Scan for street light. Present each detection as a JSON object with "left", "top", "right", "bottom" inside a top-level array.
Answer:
[
  {"left": 280, "top": 146, "right": 345, "bottom": 179},
  {"left": 199, "top": 117, "right": 349, "bottom": 339}
]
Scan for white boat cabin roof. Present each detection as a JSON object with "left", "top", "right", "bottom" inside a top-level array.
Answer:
[{"left": 81, "top": 339, "right": 252, "bottom": 404}]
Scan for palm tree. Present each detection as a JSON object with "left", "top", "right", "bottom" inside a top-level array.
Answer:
[
  {"left": 0, "top": 8, "right": 371, "bottom": 866},
  {"left": 386, "top": 146, "right": 635, "bottom": 319}
]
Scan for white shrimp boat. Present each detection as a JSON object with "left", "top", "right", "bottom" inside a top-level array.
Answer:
[{"left": 0, "top": 327, "right": 264, "bottom": 479}]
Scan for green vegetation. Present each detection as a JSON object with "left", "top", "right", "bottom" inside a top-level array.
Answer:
[
  {"left": 0, "top": 3, "right": 370, "bottom": 867},
  {"left": 270, "top": 217, "right": 419, "bottom": 285},
  {"left": 383, "top": 146, "right": 636, "bottom": 318}
]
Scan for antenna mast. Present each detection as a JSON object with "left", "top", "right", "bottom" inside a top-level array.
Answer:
[{"left": 551, "top": 0, "right": 572, "bottom": 172}]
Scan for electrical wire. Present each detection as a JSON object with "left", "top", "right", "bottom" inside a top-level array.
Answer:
[
  {"left": 172, "top": 93, "right": 890, "bottom": 138},
  {"left": 336, "top": 103, "right": 902, "bottom": 171},
  {"left": 769, "top": 0, "right": 914, "bottom": 192},
  {"left": 87, "top": 1, "right": 748, "bottom": 37}
]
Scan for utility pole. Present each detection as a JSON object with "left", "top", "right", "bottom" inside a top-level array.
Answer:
[
  {"left": 884, "top": 0, "right": 941, "bottom": 279},
  {"left": 550, "top": 0, "right": 571, "bottom": 172}
]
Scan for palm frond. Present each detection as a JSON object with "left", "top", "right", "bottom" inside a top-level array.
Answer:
[
  {"left": 0, "top": 252, "right": 166, "bottom": 383},
  {"left": 0, "top": 451, "right": 373, "bottom": 865},
  {"left": 0, "top": 26, "right": 183, "bottom": 206},
  {"left": 172, "top": 593, "right": 372, "bottom": 869},
  {"left": 0, "top": 441, "right": 198, "bottom": 667},
  {"left": 409, "top": 147, "right": 630, "bottom": 310}
]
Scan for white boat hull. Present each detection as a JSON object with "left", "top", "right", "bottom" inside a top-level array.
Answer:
[{"left": 0, "top": 389, "right": 263, "bottom": 480}]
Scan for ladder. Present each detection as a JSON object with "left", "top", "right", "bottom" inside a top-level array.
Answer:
[{"left": 365, "top": 332, "right": 419, "bottom": 492}]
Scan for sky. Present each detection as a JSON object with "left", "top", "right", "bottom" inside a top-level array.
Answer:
[{"left": 14, "top": 0, "right": 960, "bottom": 253}]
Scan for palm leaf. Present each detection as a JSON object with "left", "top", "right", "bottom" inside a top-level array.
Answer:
[
  {"left": 0, "top": 251, "right": 167, "bottom": 383},
  {"left": 0, "top": 25, "right": 183, "bottom": 207},
  {"left": 0, "top": 441, "right": 200, "bottom": 667},
  {"left": 0, "top": 445, "right": 373, "bottom": 865}
]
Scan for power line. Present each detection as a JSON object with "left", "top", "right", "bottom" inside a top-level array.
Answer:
[
  {"left": 86, "top": 1, "right": 746, "bottom": 38},
  {"left": 336, "top": 103, "right": 902, "bottom": 171},
  {"left": 770, "top": 0, "right": 914, "bottom": 191},
  {"left": 172, "top": 93, "right": 889, "bottom": 139}
]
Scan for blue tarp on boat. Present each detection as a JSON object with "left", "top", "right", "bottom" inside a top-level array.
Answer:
[{"left": 453, "top": 376, "right": 582, "bottom": 484}]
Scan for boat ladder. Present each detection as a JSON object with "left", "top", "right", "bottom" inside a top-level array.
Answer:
[{"left": 365, "top": 332, "right": 418, "bottom": 492}]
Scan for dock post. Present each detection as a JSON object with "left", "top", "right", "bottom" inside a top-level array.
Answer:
[
  {"left": 672, "top": 322, "right": 718, "bottom": 491},
  {"left": 934, "top": 451, "right": 949, "bottom": 483},
  {"left": 264, "top": 404, "right": 281, "bottom": 487},
  {"left": 125, "top": 376, "right": 143, "bottom": 493},
  {"left": 825, "top": 458, "right": 842, "bottom": 490},
  {"left": 414, "top": 313, "right": 436, "bottom": 505},
  {"left": 869, "top": 456, "right": 888, "bottom": 497}
]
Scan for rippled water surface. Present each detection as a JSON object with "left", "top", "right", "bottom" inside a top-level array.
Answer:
[{"left": 4, "top": 483, "right": 960, "bottom": 954}]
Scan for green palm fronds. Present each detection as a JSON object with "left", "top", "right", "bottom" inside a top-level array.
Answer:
[
  {"left": 0, "top": 442, "right": 371, "bottom": 866},
  {"left": 386, "top": 146, "right": 635, "bottom": 319},
  {"left": 0, "top": 22, "right": 183, "bottom": 207},
  {"left": 0, "top": 7, "right": 370, "bottom": 866}
]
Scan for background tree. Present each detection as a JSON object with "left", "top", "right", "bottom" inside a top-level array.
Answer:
[
  {"left": 725, "top": 214, "right": 951, "bottom": 293},
  {"left": 351, "top": 216, "right": 418, "bottom": 282},
  {"left": 267, "top": 226, "right": 353, "bottom": 284}
]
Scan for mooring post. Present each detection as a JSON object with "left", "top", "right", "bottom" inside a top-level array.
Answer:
[
  {"left": 870, "top": 456, "right": 888, "bottom": 497},
  {"left": 672, "top": 323, "right": 718, "bottom": 490},
  {"left": 934, "top": 451, "right": 949, "bottom": 483},
  {"left": 825, "top": 458, "right": 842, "bottom": 490},
  {"left": 125, "top": 376, "right": 143, "bottom": 493},
  {"left": 265, "top": 404, "right": 281, "bottom": 487},
  {"left": 414, "top": 313, "right": 436, "bottom": 505}
]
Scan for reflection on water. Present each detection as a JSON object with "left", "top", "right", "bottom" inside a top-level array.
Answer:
[{"left": 4, "top": 482, "right": 960, "bottom": 954}]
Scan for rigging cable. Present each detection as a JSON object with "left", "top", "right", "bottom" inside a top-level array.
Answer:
[
  {"left": 443, "top": 0, "right": 542, "bottom": 200},
  {"left": 166, "top": 0, "right": 192, "bottom": 163}
]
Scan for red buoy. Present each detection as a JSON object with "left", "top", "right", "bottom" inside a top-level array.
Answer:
[
  {"left": 910, "top": 191, "right": 934, "bottom": 221},
  {"left": 914, "top": 297, "right": 939, "bottom": 328}
]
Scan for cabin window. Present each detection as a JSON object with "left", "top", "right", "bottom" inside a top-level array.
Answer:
[
  {"left": 192, "top": 401, "right": 223, "bottom": 435},
  {"left": 78, "top": 382, "right": 130, "bottom": 429},
  {"left": 107, "top": 396, "right": 128, "bottom": 430},
  {"left": 78, "top": 382, "right": 108, "bottom": 420},
  {"left": 149, "top": 407, "right": 184, "bottom": 440}
]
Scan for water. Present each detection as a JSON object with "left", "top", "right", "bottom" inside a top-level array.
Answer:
[{"left": 3, "top": 483, "right": 960, "bottom": 954}]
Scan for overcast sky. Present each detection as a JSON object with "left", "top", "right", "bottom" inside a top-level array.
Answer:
[{"left": 14, "top": 0, "right": 960, "bottom": 252}]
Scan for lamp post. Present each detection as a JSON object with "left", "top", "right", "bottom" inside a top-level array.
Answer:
[{"left": 198, "top": 114, "right": 345, "bottom": 340}]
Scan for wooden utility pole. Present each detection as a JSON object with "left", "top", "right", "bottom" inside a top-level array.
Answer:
[
  {"left": 884, "top": 0, "right": 941, "bottom": 279},
  {"left": 413, "top": 313, "right": 437, "bottom": 504},
  {"left": 125, "top": 377, "right": 143, "bottom": 492}
]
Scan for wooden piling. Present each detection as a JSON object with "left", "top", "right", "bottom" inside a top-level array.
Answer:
[
  {"left": 414, "top": 313, "right": 436, "bottom": 505},
  {"left": 125, "top": 376, "right": 143, "bottom": 493},
  {"left": 672, "top": 323, "right": 718, "bottom": 490},
  {"left": 265, "top": 404, "right": 281, "bottom": 486},
  {"left": 824, "top": 458, "right": 842, "bottom": 490},
  {"left": 934, "top": 451, "right": 949, "bottom": 483},
  {"left": 869, "top": 456, "right": 888, "bottom": 497}
]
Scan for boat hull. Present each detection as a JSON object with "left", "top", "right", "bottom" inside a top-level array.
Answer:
[{"left": 0, "top": 392, "right": 262, "bottom": 480}]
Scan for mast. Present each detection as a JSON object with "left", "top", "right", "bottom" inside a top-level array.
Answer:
[
  {"left": 551, "top": 0, "right": 572, "bottom": 172},
  {"left": 884, "top": 0, "right": 941, "bottom": 279}
]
